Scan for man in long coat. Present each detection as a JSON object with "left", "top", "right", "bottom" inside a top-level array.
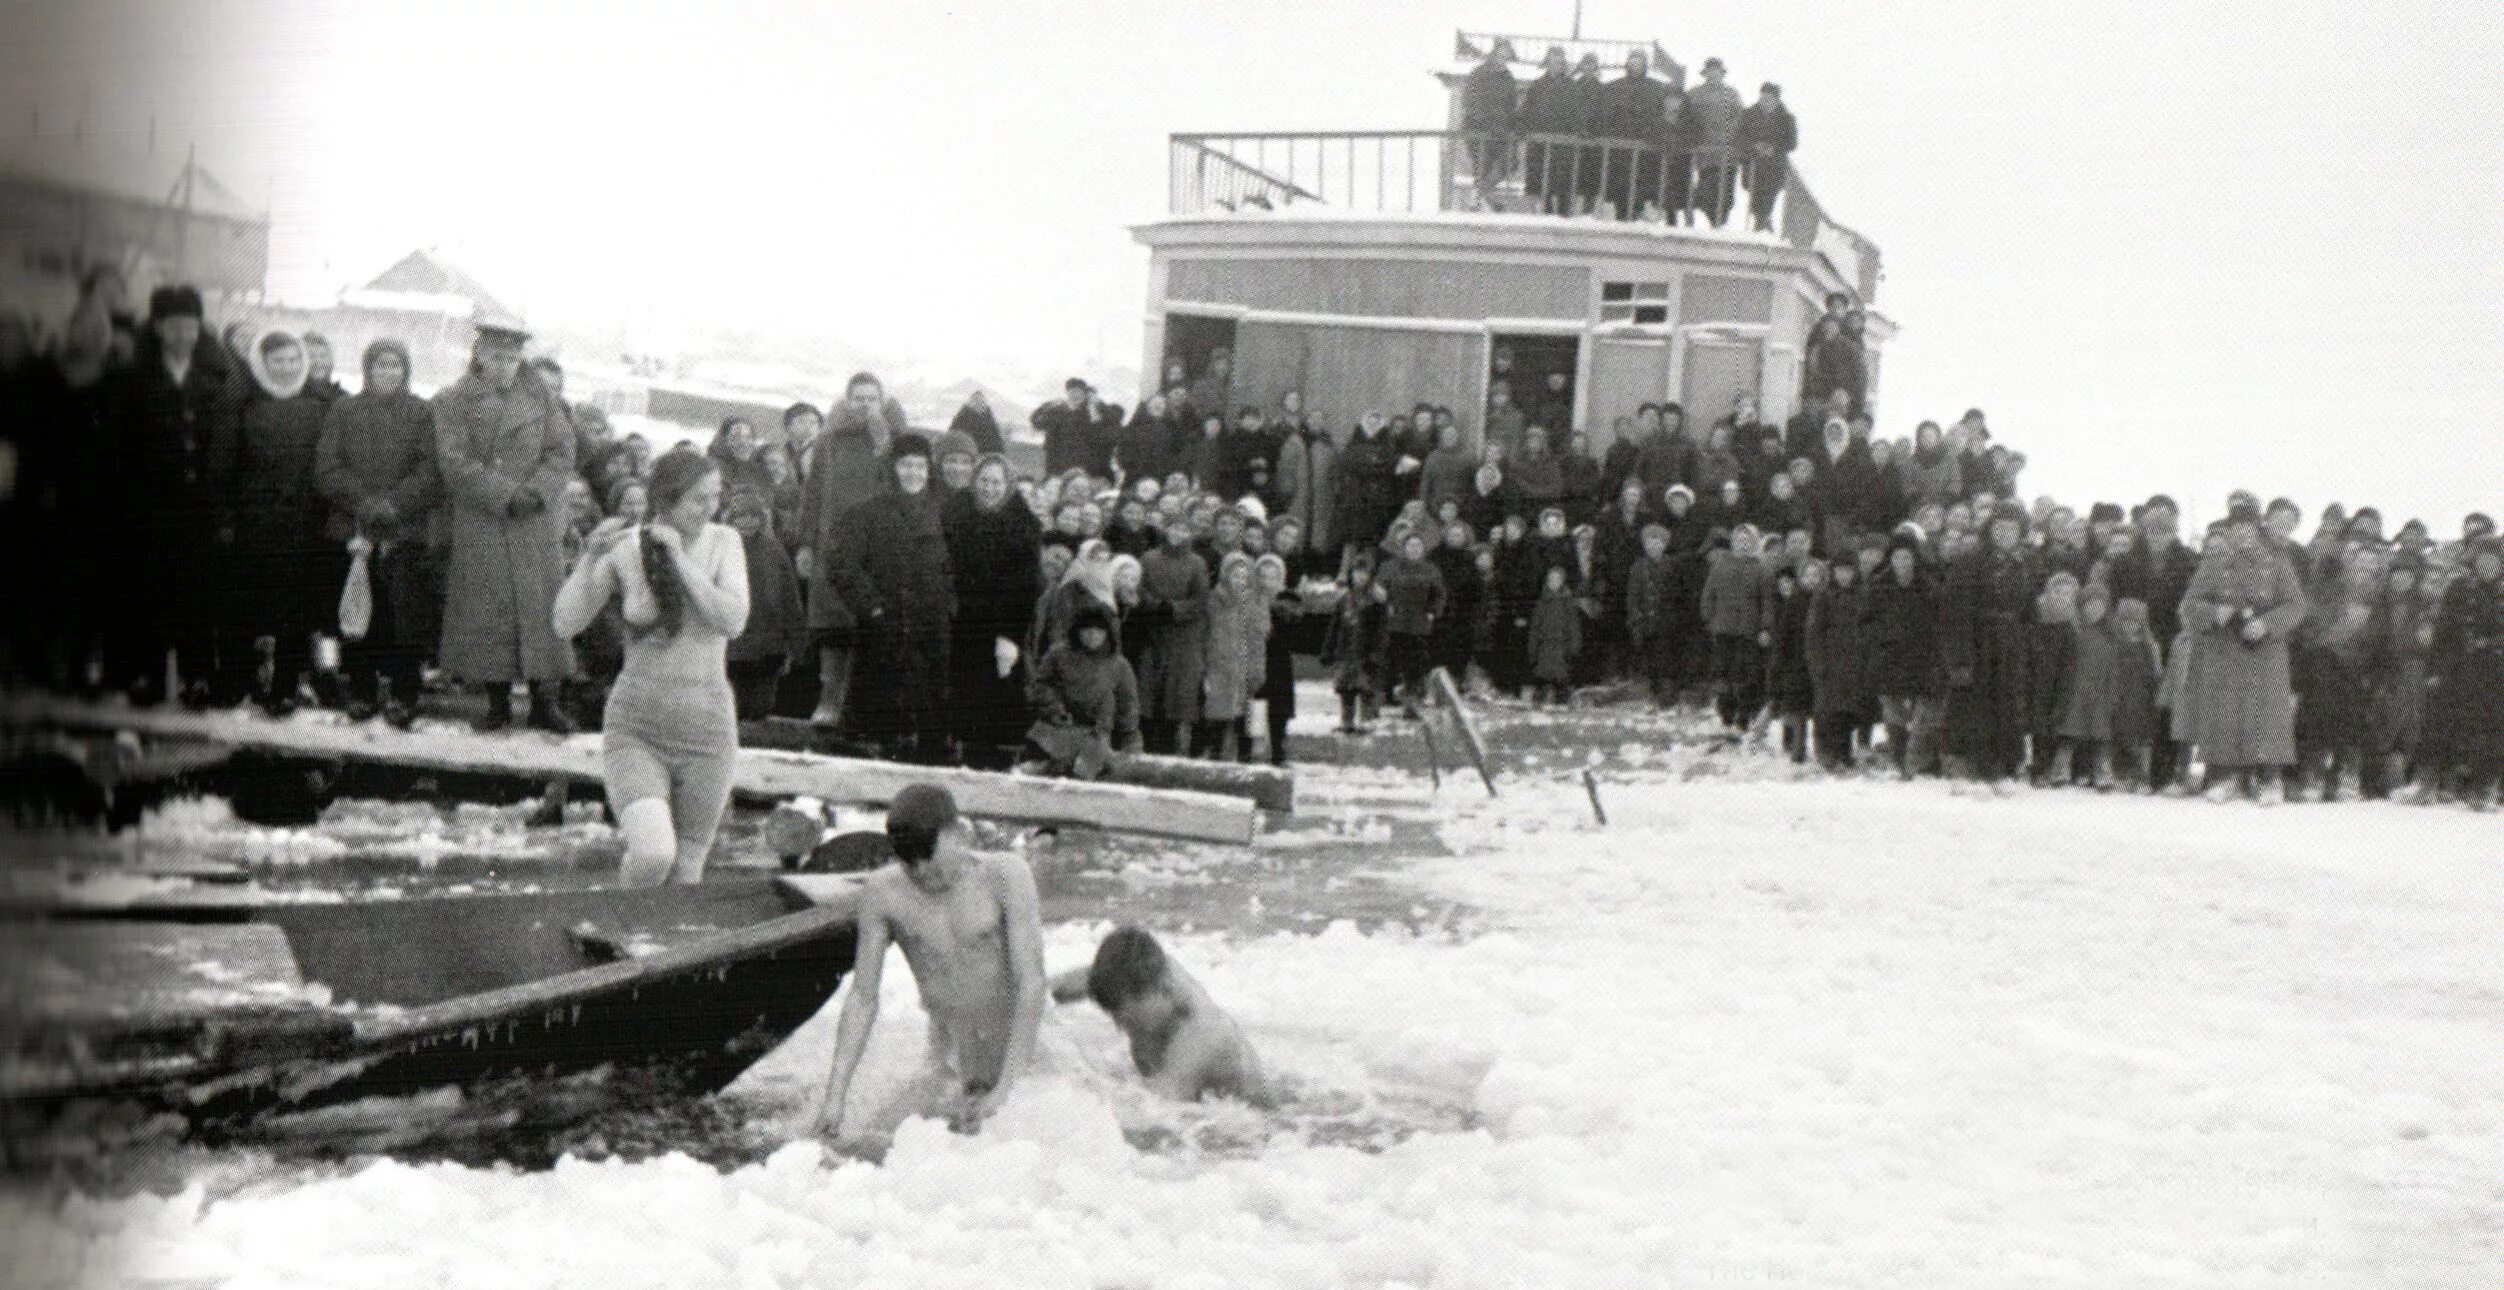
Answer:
[
  {"left": 797, "top": 371, "right": 907, "bottom": 727},
  {"left": 830, "top": 434, "right": 954, "bottom": 761},
  {"left": 434, "top": 319, "right": 576, "bottom": 731},
  {"left": 2179, "top": 503, "right": 2309, "bottom": 795},
  {"left": 1272, "top": 398, "right": 1338, "bottom": 561}
]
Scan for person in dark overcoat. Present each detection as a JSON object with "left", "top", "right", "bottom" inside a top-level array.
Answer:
[
  {"left": 1333, "top": 413, "right": 1404, "bottom": 567},
  {"left": 943, "top": 454, "right": 1043, "bottom": 765},
  {"left": 796, "top": 372, "right": 907, "bottom": 727},
  {"left": 1865, "top": 533, "right": 1942, "bottom": 776},
  {"left": 2426, "top": 537, "right": 2503, "bottom": 805},
  {"left": 313, "top": 339, "right": 441, "bottom": 723},
  {"left": 1134, "top": 520, "right": 1211, "bottom": 753},
  {"left": 1034, "top": 379, "right": 1119, "bottom": 479},
  {"left": 1806, "top": 557, "right": 1872, "bottom": 768},
  {"left": 1459, "top": 39, "right": 1519, "bottom": 201},
  {"left": 432, "top": 320, "right": 577, "bottom": 731},
  {"left": 1942, "top": 505, "right": 2038, "bottom": 780},
  {"left": 829, "top": 433, "right": 955, "bottom": 761},
  {"left": 1736, "top": 83, "right": 1797, "bottom": 231},
  {"left": 102, "top": 285, "right": 236, "bottom": 703},
  {"left": 1021, "top": 600, "right": 1140, "bottom": 780},
  {"left": 1515, "top": 46, "right": 1581, "bottom": 214}
]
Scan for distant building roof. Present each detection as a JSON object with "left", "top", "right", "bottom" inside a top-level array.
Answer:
[
  {"left": 359, "top": 250, "right": 514, "bottom": 319},
  {"left": 0, "top": 134, "right": 264, "bottom": 224}
]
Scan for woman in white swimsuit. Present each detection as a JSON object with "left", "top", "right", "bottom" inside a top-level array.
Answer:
[{"left": 554, "top": 450, "right": 749, "bottom": 885}]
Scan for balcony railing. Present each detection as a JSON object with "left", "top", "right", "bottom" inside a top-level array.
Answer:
[{"left": 1165, "top": 129, "right": 1882, "bottom": 301}]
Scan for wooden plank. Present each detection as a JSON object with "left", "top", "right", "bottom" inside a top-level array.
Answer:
[
  {"left": 4, "top": 695, "right": 1258, "bottom": 846},
  {"left": 1427, "top": 668, "right": 1497, "bottom": 797},
  {"left": 743, "top": 717, "right": 1295, "bottom": 812}
]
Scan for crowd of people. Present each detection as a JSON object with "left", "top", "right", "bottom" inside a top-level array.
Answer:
[
  {"left": 1458, "top": 42, "right": 1797, "bottom": 230},
  {"left": 2, "top": 274, "right": 2498, "bottom": 809}
]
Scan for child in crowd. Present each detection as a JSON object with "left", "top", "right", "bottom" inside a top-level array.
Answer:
[
  {"left": 1376, "top": 530, "right": 1448, "bottom": 717},
  {"left": 2029, "top": 571, "right": 2080, "bottom": 783},
  {"left": 1022, "top": 601, "right": 1141, "bottom": 779},
  {"left": 1527, "top": 563, "right": 1582, "bottom": 706},
  {"left": 2056, "top": 582, "right": 2120, "bottom": 788},
  {"left": 2104, "top": 595, "right": 2163, "bottom": 789},
  {"left": 1763, "top": 561, "right": 1816, "bottom": 761},
  {"left": 724, "top": 490, "right": 806, "bottom": 721},
  {"left": 1323, "top": 556, "right": 1385, "bottom": 733},
  {"left": 1200, "top": 552, "right": 1269, "bottom": 762},
  {"left": 1700, "top": 525, "right": 1768, "bottom": 729},
  {"left": 1624, "top": 524, "right": 1679, "bottom": 708},
  {"left": 1254, "top": 554, "right": 1302, "bottom": 766}
]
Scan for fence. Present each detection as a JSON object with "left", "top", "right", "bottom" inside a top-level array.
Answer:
[{"left": 1166, "top": 128, "right": 1881, "bottom": 302}]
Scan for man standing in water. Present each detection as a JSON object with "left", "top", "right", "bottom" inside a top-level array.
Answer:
[{"left": 809, "top": 784, "right": 1047, "bottom": 1138}]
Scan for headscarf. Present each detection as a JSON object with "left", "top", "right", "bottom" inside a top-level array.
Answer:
[
  {"left": 247, "top": 325, "right": 308, "bottom": 400},
  {"left": 1060, "top": 537, "right": 1118, "bottom": 608}
]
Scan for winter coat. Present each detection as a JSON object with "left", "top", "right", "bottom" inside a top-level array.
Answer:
[
  {"left": 798, "top": 396, "right": 906, "bottom": 632},
  {"left": 2058, "top": 619, "right": 2123, "bottom": 742},
  {"left": 1508, "top": 450, "right": 1566, "bottom": 517},
  {"left": 1025, "top": 631, "right": 1141, "bottom": 775},
  {"left": 2112, "top": 537, "right": 2200, "bottom": 658},
  {"left": 1806, "top": 582, "right": 1871, "bottom": 717},
  {"left": 1516, "top": 70, "right": 1589, "bottom": 137},
  {"left": 1376, "top": 554, "right": 1448, "bottom": 637},
  {"left": 1685, "top": 81, "right": 1744, "bottom": 149},
  {"left": 1323, "top": 588, "right": 1386, "bottom": 696},
  {"left": 947, "top": 401, "right": 1005, "bottom": 457},
  {"left": 1136, "top": 545, "right": 1211, "bottom": 722},
  {"left": 1114, "top": 409, "right": 1183, "bottom": 487},
  {"left": 2373, "top": 594, "right": 2432, "bottom": 753},
  {"left": 433, "top": 367, "right": 577, "bottom": 683},
  {"left": 2029, "top": 621, "right": 2078, "bottom": 744},
  {"left": 831, "top": 485, "right": 955, "bottom": 654},
  {"left": 729, "top": 523, "right": 808, "bottom": 666},
  {"left": 1699, "top": 549, "right": 1766, "bottom": 638},
  {"left": 1419, "top": 446, "right": 1478, "bottom": 523},
  {"left": 2178, "top": 544, "right": 2307, "bottom": 766},
  {"left": 1941, "top": 546, "right": 2037, "bottom": 763},
  {"left": 1528, "top": 586, "right": 1582, "bottom": 684},
  {"left": 1895, "top": 446, "right": 1963, "bottom": 511},
  {"left": 1201, "top": 582, "right": 1270, "bottom": 720},
  {"left": 944, "top": 490, "right": 1045, "bottom": 662},
  {"left": 1259, "top": 593, "right": 1304, "bottom": 710},
  {"left": 2292, "top": 580, "right": 2380, "bottom": 750},
  {"left": 1737, "top": 101, "right": 1797, "bottom": 161},
  {"left": 1334, "top": 427, "right": 1405, "bottom": 554},
  {"left": 1483, "top": 404, "right": 1529, "bottom": 460},
  {"left": 1034, "top": 398, "right": 1119, "bottom": 478},
  {"left": 1763, "top": 586, "right": 1815, "bottom": 714},
  {"left": 1594, "top": 72, "right": 1668, "bottom": 140},
  {"left": 315, "top": 381, "right": 441, "bottom": 547},
  {"left": 1624, "top": 553, "right": 1677, "bottom": 654},
  {"left": 1461, "top": 58, "right": 1518, "bottom": 133},
  {"left": 1430, "top": 545, "right": 1483, "bottom": 671},
  {"left": 1864, "top": 570, "right": 1940, "bottom": 699},
  {"left": 1274, "top": 424, "right": 1340, "bottom": 556},
  {"left": 2427, "top": 570, "right": 2504, "bottom": 767}
]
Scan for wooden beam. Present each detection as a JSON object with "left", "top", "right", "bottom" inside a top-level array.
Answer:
[
  {"left": 742, "top": 718, "right": 1295, "bottom": 812},
  {"left": 1427, "top": 668, "right": 1496, "bottom": 797},
  {"left": 4, "top": 696, "right": 1257, "bottom": 846}
]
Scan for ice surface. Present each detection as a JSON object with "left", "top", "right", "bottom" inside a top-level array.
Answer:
[{"left": 8, "top": 754, "right": 2499, "bottom": 1289}]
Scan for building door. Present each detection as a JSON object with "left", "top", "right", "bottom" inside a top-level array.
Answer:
[
  {"left": 1678, "top": 334, "right": 1763, "bottom": 431},
  {"left": 1160, "top": 312, "right": 1238, "bottom": 395},
  {"left": 1583, "top": 337, "right": 1672, "bottom": 456},
  {"left": 1486, "top": 333, "right": 1579, "bottom": 452}
]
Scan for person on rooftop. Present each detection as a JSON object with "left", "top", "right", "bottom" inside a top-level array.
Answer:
[
  {"left": 1737, "top": 82, "right": 1798, "bottom": 232},
  {"left": 1460, "top": 38, "right": 1519, "bottom": 204},
  {"left": 1594, "top": 50, "right": 1669, "bottom": 220},
  {"left": 1685, "top": 57, "right": 1745, "bottom": 227},
  {"left": 1517, "top": 46, "right": 1581, "bottom": 215}
]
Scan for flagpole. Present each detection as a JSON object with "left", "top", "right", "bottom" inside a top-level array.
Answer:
[{"left": 1572, "top": 0, "right": 1583, "bottom": 39}]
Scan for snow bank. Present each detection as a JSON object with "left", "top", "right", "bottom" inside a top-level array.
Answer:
[{"left": 12, "top": 762, "right": 2499, "bottom": 1289}]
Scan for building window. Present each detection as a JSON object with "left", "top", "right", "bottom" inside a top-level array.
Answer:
[{"left": 1600, "top": 280, "right": 1670, "bottom": 326}]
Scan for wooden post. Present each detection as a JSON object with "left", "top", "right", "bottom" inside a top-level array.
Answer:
[
  {"left": 1418, "top": 719, "right": 1444, "bottom": 790},
  {"left": 1581, "top": 768, "right": 1607, "bottom": 826},
  {"left": 1427, "top": 667, "right": 1495, "bottom": 797}
]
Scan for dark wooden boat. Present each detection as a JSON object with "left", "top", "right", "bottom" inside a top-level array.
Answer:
[{"left": 1, "top": 876, "right": 855, "bottom": 1165}]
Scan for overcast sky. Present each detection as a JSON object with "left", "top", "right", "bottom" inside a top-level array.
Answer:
[{"left": 7, "top": 0, "right": 2499, "bottom": 527}]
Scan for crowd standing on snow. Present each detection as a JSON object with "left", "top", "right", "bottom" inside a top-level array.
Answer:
[{"left": 1, "top": 276, "right": 2499, "bottom": 807}]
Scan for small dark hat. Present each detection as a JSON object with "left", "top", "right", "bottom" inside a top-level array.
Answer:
[
  {"left": 2225, "top": 496, "right": 2264, "bottom": 526},
  {"left": 889, "top": 432, "right": 933, "bottom": 461},
  {"left": 2088, "top": 501, "right": 2125, "bottom": 525},
  {"left": 146, "top": 284, "right": 204, "bottom": 322},
  {"left": 2143, "top": 493, "right": 2179, "bottom": 515}
]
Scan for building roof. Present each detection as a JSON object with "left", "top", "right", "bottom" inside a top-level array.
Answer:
[
  {"left": 359, "top": 249, "right": 514, "bottom": 319},
  {"left": 0, "top": 134, "right": 264, "bottom": 225}
]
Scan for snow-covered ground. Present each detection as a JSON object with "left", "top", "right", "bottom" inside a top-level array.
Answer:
[{"left": 10, "top": 752, "right": 2499, "bottom": 1289}]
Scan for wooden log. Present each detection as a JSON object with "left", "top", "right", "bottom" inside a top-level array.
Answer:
[
  {"left": 3, "top": 695, "right": 1257, "bottom": 846},
  {"left": 1427, "top": 668, "right": 1496, "bottom": 797},
  {"left": 740, "top": 717, "right": 1295, "bottom": 812}
]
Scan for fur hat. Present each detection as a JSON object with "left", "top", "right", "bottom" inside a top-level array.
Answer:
[
  {"left": 888, "top": 432, "right": 933, "bottom": 462},
  {"left": 2088, "top": 501, "right": 2125, "bottom": 525},
  {"left": 934, "top": 429, "right": 978, "bottom": 464},
  {"left": 146, "top": 284, "right": 205, "bottom": 322}
]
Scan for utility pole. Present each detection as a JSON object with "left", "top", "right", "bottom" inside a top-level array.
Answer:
[{"left": 1572, "top": 0, "right": 1583, "bottom": 39}]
